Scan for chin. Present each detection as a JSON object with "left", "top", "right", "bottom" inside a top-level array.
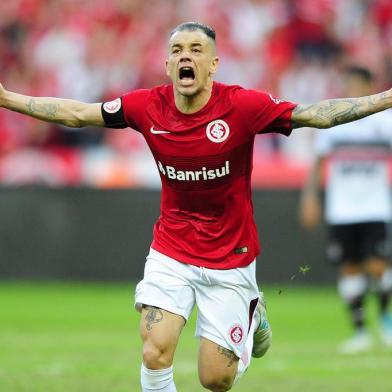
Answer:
[
  {"left": 176, "top": 85, "right": 200, "bottom": 97},
  {"left": 175, "top": 83, "right": 200, "bottom": 97}
]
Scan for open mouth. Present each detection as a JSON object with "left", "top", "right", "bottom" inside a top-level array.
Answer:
[{"left": 179, "top": 67, "right": 195, "bottom": 82}]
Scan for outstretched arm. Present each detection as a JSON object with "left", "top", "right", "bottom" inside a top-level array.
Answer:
[
  {"left": 292, "top": 89, "right": 392, "bottom": 129},
  {"left": 0, "top": 83, "right": 105, "bottom": 128}
]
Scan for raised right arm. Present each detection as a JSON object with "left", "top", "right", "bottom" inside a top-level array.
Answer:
[{"left": 0, "top": 83, "right": 105, "bottom": 128}]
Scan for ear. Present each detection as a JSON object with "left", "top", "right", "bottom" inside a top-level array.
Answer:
[
  {"left": 209, "top": 56, "right": 219, "bottom": 76},
  {"left": 165, "top": 59, "right": 170, "bottom": 77}
]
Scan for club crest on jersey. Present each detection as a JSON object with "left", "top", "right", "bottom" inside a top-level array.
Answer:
[
  {"left": 206, "top": 119, "right": 230, "bottom": 143},
  {"left": 229, "top": 324, "right": 244, "bottom": 345},
  {"left": 103, "top": 98, "right": 122, "bottom": 114}
]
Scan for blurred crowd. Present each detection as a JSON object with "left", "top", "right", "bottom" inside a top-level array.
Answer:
[{"left": 0, "top": 0, "right": 391, "bottom": 187}]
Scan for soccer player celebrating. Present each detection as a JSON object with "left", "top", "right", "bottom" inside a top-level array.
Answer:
[
  {"left": 300, "top": 66, "right": 392, "bottom": 354},
  {"left": 1, "top": 22, "right": 392, "bottom": 391}
]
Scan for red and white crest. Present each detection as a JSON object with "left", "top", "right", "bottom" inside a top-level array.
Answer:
[
  {"left": 229, "top": 324, "right": 244, "bottom": 345},
  {"left": 269, "top": 94, "right": 282, "bottom": 105},
  {"left": 206, "top": 120, "right": 230, "bottom": 143},
  {"left": 103, "top": 98, "right": 122, "bottom": 113}
]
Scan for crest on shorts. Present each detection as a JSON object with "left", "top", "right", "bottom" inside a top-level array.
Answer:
[
  {"left": 103, "top": 98, "right": 122, "bottom": 114},
  {"left": 206, "top": 120, "right": 230, "bottom": 143},
  {"left": 229, "top": 324, "right": 244, "bottom": 345}
]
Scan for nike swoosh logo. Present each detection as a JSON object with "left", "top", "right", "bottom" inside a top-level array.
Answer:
[{"left": 150, "top": 126, "right": 171, "bottom": 134}]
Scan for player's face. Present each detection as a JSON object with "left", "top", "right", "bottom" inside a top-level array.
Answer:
[{"left": 166, "top": 30, "right": 219, "bottom": 97}]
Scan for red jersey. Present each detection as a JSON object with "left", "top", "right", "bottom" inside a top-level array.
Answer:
[{"left": 102, "top": 82, "right": 297, "bottom": 269}]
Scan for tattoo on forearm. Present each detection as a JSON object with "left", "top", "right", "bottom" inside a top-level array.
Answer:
[
  {"left": 292, "top": 92, "right": 390, "bottom": 129},
  {"left": 217, "top": 346, "right": 238, "bottom": 368},
  {"left": 27, "top": 99, "right": 60, "bottom": 118},
  {"left": 144, "top": 306, "right": 163, "bottom": 331}
]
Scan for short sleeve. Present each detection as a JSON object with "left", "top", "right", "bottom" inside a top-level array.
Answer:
[
  {"left": 233, "top": 89, "right": 297, "bottom": 136},
  {"left": 101, "top": 89, "right": 150, "bottom": 130}
]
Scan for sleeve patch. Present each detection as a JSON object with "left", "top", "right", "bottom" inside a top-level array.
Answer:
[
  {"left": 103, "top": 98, "right": 122, "bottom": 114},
  {"left": 101, "top": 97, "right": 127, "bottom": 129},
  {"left": 268, "top": 94, "right": 283, "bottom": 105}
]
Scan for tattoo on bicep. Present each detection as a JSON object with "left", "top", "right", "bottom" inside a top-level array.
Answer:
[
  {"left": 144, "top": 306, "right": 164, "bottom": 331},
  {"left": 217, "top": 346, "right": 238, "bottom": 368},
  {"left": 27, "top": 99, "right": 60, "bottom": 118}
]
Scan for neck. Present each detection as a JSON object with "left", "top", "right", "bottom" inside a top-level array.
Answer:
[{"left": 174, "top": 79, "right": 213, "bottom": 114}]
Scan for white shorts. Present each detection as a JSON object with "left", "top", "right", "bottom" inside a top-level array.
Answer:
[{"left": 135, "top": 248, "right": 260, "bottom": 358}]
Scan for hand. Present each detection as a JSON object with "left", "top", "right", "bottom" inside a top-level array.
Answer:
[{"left": 299, "top": 193, "right": 321, "bottom": 230}]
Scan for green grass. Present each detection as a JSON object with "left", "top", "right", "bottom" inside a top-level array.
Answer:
[{"left": 0, "top": 282, "right": 391, "bottom": 392}]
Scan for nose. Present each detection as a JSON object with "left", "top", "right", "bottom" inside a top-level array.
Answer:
[{"left": 179, "top": 56, "right": 192, "bottom": 63}]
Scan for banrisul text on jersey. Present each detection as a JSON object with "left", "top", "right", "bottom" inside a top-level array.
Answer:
[{"left": 157, "top": 160, "right": 230, "bottom": 181}]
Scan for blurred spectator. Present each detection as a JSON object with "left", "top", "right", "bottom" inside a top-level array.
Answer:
[{"left": 0, "top": 0, "right": 391, "bottom": 187}]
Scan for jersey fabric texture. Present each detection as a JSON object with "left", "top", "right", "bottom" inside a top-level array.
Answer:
[
  {"left": 315, "top": 111, "right": 392, "bottom": 225},
  {"left": 102, "top": 82, "right": 297, "bottom": 269}
]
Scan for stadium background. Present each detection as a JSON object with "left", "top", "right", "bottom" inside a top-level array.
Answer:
[{"left": 1, "top": 1, "right": 392, "bottom": 391}]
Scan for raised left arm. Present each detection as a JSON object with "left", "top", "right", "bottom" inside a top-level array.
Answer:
[{"left": 291, "top": 89, "right": 392, "bottom": 129}]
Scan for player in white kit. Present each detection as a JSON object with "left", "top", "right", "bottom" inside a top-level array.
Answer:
[{"left": 300, "top": 66, "right": 392, "bottom": 353}]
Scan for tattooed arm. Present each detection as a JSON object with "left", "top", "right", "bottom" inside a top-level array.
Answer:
[
  {"left": 0, "top": 82, "right": 104, "bottom": 128},
  {"left": 292, "top": 89, "right": 392, "bottom": 129}
]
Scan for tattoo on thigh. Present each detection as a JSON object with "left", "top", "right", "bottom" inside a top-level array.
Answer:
[
  {"left": 144, "top": 306, "right": 164, "bottom": 331},
  {"left": 217, "top": 346, "right": 238, "bottom": 368}
]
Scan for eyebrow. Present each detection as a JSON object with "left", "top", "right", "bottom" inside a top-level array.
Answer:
[{"left": 170, "top": 42, "right": 203, "bottom": 48}]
